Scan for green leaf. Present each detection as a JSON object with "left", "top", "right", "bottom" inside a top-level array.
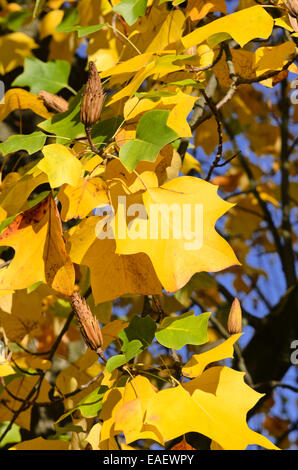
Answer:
[
  {"left": 156, "top": 311, "right": 210, "bottom": 350},
  {"left": 75, "top": 385, "right": 108, "bottom": 418},
  {"left": 38, "top": 93, "right": 84, "bottom": 143},
  {"left": 56, "top": 385, "right": 108, "bottom": 422},
  {"left": 119, "top": 109, "right": 179, "bottom": 171},
  {"left": 106, "top": 339, "right": 143, "bottom": 373},
  {"left": 113, "top": 0, "right": 148, "bottom": 26},
  {"left": 0, "top": 9, "right": 31, "bottom": 31},
  {"left": 168, "top": 79, "right": 204, "bottom": 89},
  {"left": 92, "top": 116, "right": 123, "bottom": 146},
  {"left": 0, "top": 132, "right": 47, "bottom": 156},
  {"left": 134, "top": 91, "right": 176, "bottom": 101},
  {"left": 77, "top": 24, "right": 107, "bottom": 37},
  {"left": 39, "top": 90, "right": 121, "bottom": 145},
  {"left": 106, "top": 315, "right": 157, "bottom": 373},
  {"left": 12, "top": 57, "right": 71, "bottom": 94},
  {"left": 0, "top": 422, "right": 21, "bottom": 447},
  {"left": 207, "top": 32, "right": 231, "bottom": 48},
  {"left": 119, "top": 315, "right": 157, "bottom": 350},
  {"left": 56, "top": 8, "right": 79, "bottom": 33}
]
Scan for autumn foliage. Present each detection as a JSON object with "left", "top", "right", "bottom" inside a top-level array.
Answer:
[{"left": 0, "top": 0, "right": 297, "bottom": 451}]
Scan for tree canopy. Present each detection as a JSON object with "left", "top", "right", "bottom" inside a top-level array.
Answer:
[{"left": 0, "top": 0, "right": 297, "bottom": 451}]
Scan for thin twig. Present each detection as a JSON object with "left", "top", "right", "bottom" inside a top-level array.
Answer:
[{"left": 201, "top": 89, "right": 224, "bottom": 181}]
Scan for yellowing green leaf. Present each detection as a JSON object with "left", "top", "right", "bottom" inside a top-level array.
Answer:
[{"left": 38, "top": 144, "right": 82, "bottom": 188}]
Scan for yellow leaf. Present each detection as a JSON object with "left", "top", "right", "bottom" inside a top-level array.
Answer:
[
  {"left": 38, "top": 9, "right": 78, "bottom": 63},
  {"left": 115, "top": 176, "right": 240, "bottom": 292},
  {"left": 0, "top": 194, "right": 75, "bottom": 296},
  {"left": 186, "top": 0, "right": 227, "bottom": 21},
  {"left": 38, "top": 9, "right": 64, "bottom": 40},
  {"left": 68, "top": 216, "right": 162, "bottom": 304},
  {"left": 12, "top": 354, "right": 51, "bottom": 372},
  {"left": 55, "top": 349, "right": 103, "bottom": 410},
  {"left": 145, "top": 10, "right": 185, "bottom": 53},
  {"left": 86, "top": 422, "right": 102, "bottom": 450},
  {"left": 145, "top": 367, "right": 279, "bottom": 449},
  {"left": 0, "top": 357, "right": 15, "bottom": 377},
  {"left": 9, "top": 437, "right": 69, "bottom": 450},
  {"left": 115, "top": 397, "right": 143, "bottom": 443},
  {"left": 254, "top": 41, "right": 295, "bottom": 76},
  {"left": 106, "top": 61, "right": 156, "bottom": 106},
  {"left": 58, "top": 177, "right": 109, "bottom": 221},
  {"left": 181, "top": 5, "right": 274, "bottom": 50},
  {"left": 101, "top": 319, "right": 129, "bottom": 350},
  {"left": 101, "top": 53, "right": 154, "bottom": 79},
  {"left": 0, "top": 89, "right": 53, "bottom": 123},
  {"left": 182, "top": 333, "right": 242, "bottom": 378},
  {"left": 0, "top": 286, "right": 49, "bottom": 342},
  {"left": 100, "top": 375, "right": 159, "bottom": 444},
  {"left": 0, "top": 33, "right": 38, "bottom": 74},
  {"left": 181, "top": 153, "right": 202, "bottom": 175},
  {"left": 0, "top": 375, "right": 51, "bottom": 430},
  {"left": 0, "top": 172, "right": 48, "bottom": 221},
  {"left": 38, "top": 144, "right": 82, "bottom": 188},
  {"left": 114, "top": 375, "right": 157, "bottom": 444}
]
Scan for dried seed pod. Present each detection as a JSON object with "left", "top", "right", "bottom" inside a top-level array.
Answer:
[
  {"left": 286, "top": 0, "right": 298, "bottom": 17},
  {"left": 71, "top": 291, "right": 103, "bottom": 355},
  {"left": 286, "top": 0, "right": 298, "bottom": 32},
  {"left": 227, "top": 297, "right": 242, "bottom": 335},
  {"left": 80, "top": 61, "right": 104, "bottom": 129},
  {"left": 38, "top": 90, "right": 69, "bottom": 113}
]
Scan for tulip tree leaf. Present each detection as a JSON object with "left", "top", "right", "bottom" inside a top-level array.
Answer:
[
  {"left": 0, "top": 131, "right": 47, "bottom": 156},
  {"left": 119, "top": 109, "right": 179, "bottom": 171},
  {"left": 12, "top": 57, "right": 71, "bottom": 94},
  {"left": 106, "top": 315, "right": 157, "bottom": 372},
  {"left": 55, "top": 8, "right": 79, "bottom": 33},
  {"left": 156, "top": 311, "right": 210, "bottom": 350},
  {"left": 113, "top": 0, "right": 148, "bottom": 26},
  {"left": 106, "top": 339, "right": 143, "bottom": 373}
]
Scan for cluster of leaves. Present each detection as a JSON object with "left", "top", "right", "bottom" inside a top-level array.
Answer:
[{"left": 0, "top": 0, "right": 297, "bottom": 451}]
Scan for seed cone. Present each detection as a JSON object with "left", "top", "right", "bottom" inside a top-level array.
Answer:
[
  {"left": 38, "top": 90, "right": 69, "bottom": 113},
  {"left": 80, "top": 61, "right": 104, "bottom": 128},
  {"left": 71, "top": 291, "right": 103, "bottom": 355},
  {"left": 286, "top": 0, "right": 298, "bottom": 32},
  {"left": 227, "top": 297, "right": 242, "bottom": 335}
]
